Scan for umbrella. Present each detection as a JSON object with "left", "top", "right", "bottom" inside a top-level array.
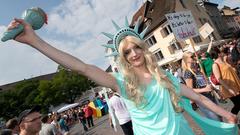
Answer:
[{"left": 57, "top": 103, "right": 79, "bottom": 113}]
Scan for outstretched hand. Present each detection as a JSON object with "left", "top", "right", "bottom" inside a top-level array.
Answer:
[
  {"left": 226, "top": 114, "right": 238, "bottom": 124},
  {"left": 204, "top": 84, "right": 213, "bottom": 92},
  {"left": 7, "top": 18, "right": 38, "bottom": 45}
]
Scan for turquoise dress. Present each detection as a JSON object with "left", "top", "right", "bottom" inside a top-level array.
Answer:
[{"left": 112, "top": 72, "right": 238, "bottom": 135}]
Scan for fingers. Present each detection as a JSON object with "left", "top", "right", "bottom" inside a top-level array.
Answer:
[
  {"left": 7, "top": 18, "right": 30, "bottom": 30},
  {"left": 7, "top": 19, "right": 20, "bottom": 30},
  {"left": 227, "top": 114, "right": 238, "bottom": 124},
  {"left": 14, "top": 18, "right": 28, "bottom": 26}
]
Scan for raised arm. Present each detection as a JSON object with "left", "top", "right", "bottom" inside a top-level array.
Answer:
[
  {"left": 207, "top": 36, "right": 214, "bottom": 53},
  {"left": 180, "top": 84, "right": 237, "bottom": 124},
  {"left": 8, "top": 18, "right": 119, "bottom": 92}
]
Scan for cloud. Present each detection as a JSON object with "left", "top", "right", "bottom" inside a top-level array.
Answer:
[
  {"left": 0, "top": 0, "right": 143, "bottom": 85},
  {"left": 0, "top": 26, "right": 58, "bottom": 85},
  {"left": 217, "top": 0, "right": 240, "bottom": 8}
]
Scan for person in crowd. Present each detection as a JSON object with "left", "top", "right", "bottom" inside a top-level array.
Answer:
[
  {"left": 39, "top": 115, "right": 60, "bottom": 135},
  {"left": 17, "top": 106, "right": 42, "bottom": 135},
  {"left": 78, "top": 107, "right": 88, "bottom": 132},
  {"left": 199, "top": 39, "right": 227, "bottom": 103},
  {"left": 83, "top": 103, "right": 94, "bottom": 128},
  {"left": 210, "top": 47, "right": 240, "bottom": 115},
  {"left": 199, "top": 37, "right": 214, "bottom": 79},
  {"left": 51, "top": 113, "right": 62, "bottom": 134},
  {"left": 5, "top": 17, "right": 238, "bottom": 134},
  {"left": 58, "top": 115, "right": 69, "bottom": 134},
  {"left": 182, "top": 52, "right": 222, "bottom": 121},
  {"left": 200, "top": 50, "right": 214, "bottom": 78},
  {"left": 231, "top": 42, "right": 240, "bottom": 78},
  {"left": 5, "top": 118, "right": 19, "bottom": 135},
  {"left": 108, "top": 91, "right": 133, "bottom": 135},
  {"left": 173, "top": 65, "right": 185, "bottom": 84}
]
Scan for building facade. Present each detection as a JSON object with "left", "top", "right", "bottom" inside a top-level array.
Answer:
[
  {"left": 221, "top": 6, "right": 240, "bottom": 33},
  {"left": 203, "top": 2, "right": 231, "bottom": 38},
  {"left": 130, "top": 0, "right": 221, "bottom": 67}
]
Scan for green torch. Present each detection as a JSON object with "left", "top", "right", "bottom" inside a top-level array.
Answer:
[{"left": 1, "top": 7, "right": 47, "bottom": 42}]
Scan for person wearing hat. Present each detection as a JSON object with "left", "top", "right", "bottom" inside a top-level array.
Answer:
[{"left": 18, "top": 106, "right": 42, "bottom": 135}]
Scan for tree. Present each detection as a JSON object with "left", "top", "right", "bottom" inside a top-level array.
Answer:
[
  {"left": 51, "top": 67, "right": 96, "bottom": 103},
  {"left": 0, "top": 80, "right": 39, "bottom": 120}
]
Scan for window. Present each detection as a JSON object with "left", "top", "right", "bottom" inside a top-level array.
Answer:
[
  {"left": 170, "top": 42, "right": 182, "bottom": 52},
  {"left": 199, "top": 18, "right": 204, "bottom": 25},
  {"left": 154, "top": 50, "right": 164, "bottom": 61},
  {"left": 192, "top": 36, "right": 202, "bottom": 43},
  {"left": 180, "top": 0, "right": 186, "bottom": 8},
  {"left": 146, "top": 35, "right": 157, "bottom": 47},
  {"left": 202, "top": 18, "right": 208, "bottom": 23},
  {"left": 160, "top": 25, "right": 172, "bottom": 38}
]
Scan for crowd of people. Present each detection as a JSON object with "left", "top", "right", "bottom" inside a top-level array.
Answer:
[
  {"left": 0, "top": 102, "right": 97, "bottom": 135},
  {"left": 170, "top": 36, "right": 240, "bottom": 118},
  {"left": 1, "top": 15, "right": 240, "bottom": 135}
]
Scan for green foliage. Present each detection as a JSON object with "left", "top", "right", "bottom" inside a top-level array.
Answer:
[
  {"left": 0, "top": 67, "right": 97, "bottom": 120},
  {"left": 0, "top": 80, "right": 39, "bottom": 120}
]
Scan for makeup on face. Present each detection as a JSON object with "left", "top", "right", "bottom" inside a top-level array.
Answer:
[{"left": 123, "top": 44, "right": 142, "bottom": 57}]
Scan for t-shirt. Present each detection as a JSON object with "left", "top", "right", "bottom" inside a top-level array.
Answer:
[
  {"left": 112, "top": 71, "right": 238, "bottom": 135},
  {"left": 39, "top": 123, "right": 58, "bottom": 135},
  {"left": 183, "top": 70, "right": 215, "bottom": 99},
  {"left": 184, "top": 70, "right": 207, "bottom": 88},
  {"left": 201, "top": 53, "right": 214, "bottom": 77},
  {"left": 84, "top": 106, "right": 93, "bottom": 118},
  {"left": 109, "top": 94, "right": 131, "bottom": 125}
]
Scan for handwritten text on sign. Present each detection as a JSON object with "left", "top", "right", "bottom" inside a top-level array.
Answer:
[{"left": 165, "top": 11, "right": 199, "bottom": 40}]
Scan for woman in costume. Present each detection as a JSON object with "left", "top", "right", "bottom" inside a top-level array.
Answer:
[{"left": 6, "top": 17, "right": 238, "bottom": 135}]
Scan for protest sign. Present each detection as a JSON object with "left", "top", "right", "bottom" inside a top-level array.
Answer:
[
  {"left": 165, "top": 11, "right": 199, "bottom": 41},
  {"left": 199, "top": 22, "right": 214, "bottom": 39}
]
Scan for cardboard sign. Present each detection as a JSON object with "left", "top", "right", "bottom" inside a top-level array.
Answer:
[
  {"left": 165, "top": 11, "right": 199, "bottom": 41},
  {"left": 199, "top": 23, "right": 214, "bottom": 39}
]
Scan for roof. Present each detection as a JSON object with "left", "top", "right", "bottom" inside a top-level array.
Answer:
[
  {"left": 131, "top": 0, "right": 176, "bottom": 37},
  {"left": 0, "top": 73, "right": 57, "bottom": 91},
  {"left": 203, "top": 2, "right": 218, "bottom": 7}
]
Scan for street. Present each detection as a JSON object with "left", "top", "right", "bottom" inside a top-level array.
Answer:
[{"left": 69, "top": 99, "right": 239, "bottom": 135}]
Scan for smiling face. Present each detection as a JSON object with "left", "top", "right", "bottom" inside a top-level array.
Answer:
[{"left": 119, "top": 36, "right": 145, "bottom": 68}]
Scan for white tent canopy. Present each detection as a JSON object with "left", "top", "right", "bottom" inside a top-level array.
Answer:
[{"left": 57, "top": 103, "right": 79, "bottom": 113}]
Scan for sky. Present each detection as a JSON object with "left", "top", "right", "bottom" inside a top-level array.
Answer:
[{"left": 0, "top": 0, "right": 239, "bottom": 85}]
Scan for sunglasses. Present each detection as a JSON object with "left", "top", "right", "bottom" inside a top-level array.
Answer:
[
  {"left": 23, "top": 115, "right": 42, "bottom": 123},
  {"left": 190, "top": 55, "right": 195, "bottom": 59}
]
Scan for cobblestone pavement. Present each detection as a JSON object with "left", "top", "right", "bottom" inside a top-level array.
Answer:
[{"left": 69, "top": 99, "right": 239, "bottom": 135}]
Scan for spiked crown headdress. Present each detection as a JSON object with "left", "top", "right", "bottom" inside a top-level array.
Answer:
[{"left": 102, "top": 16, "right": 149, "bottom": 57}]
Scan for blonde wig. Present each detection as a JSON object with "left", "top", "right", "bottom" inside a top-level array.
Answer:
[
  {"left": 118, "top": 36, "right": 183, "bottom": 112},
  {"left": 181, "top": 52, "right": 196, "bottom": 76}
]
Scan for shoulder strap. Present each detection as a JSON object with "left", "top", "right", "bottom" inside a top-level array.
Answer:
[{"left": 213, "top": 62, "right": 222, "bottom": 78}]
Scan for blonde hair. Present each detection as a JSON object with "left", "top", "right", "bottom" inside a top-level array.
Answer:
[
  {"left": 181, "top": 52, "right": 196, "bottom": 76},
  {"left": 118, "top": 36, "right": 182, "bottom": 112}
]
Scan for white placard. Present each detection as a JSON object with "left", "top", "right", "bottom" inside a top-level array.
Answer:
[
  {"left": 199, "top": 23, "right": 214, "bottom": 39},
  {"left": 165, "top": 11, "right": 199, "bottom": 41}
]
